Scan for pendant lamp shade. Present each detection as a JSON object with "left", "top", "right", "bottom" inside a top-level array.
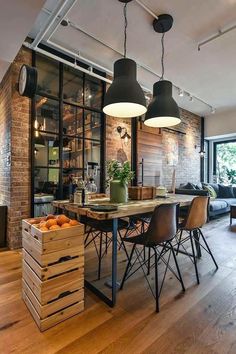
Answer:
[
  {"left": 144, "top": 80, "right": 181, "bottom": 127},
  {"left": 103, "top": 58, "right": 146, "bottom": 118}
]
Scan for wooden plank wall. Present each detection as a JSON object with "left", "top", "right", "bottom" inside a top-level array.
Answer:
[{"left": 137, "top": 120, "right": 162, "bottom": 186}]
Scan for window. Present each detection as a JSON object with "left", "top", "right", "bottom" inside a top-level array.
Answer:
[
  {"left": 214, "top": 140, "right": 236, "bottom": 185},
  {"left": 32, "top": 53, "right": 105, "bottom": 216}
]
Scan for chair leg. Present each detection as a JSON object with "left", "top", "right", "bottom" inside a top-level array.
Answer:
[
  {"left": 98, "top": 232, "right": 103, "bottom": 280},
  {"left": 198, "top": 229, "right": 218, "bottom": 269},
  {"left": 189, "top": 231, "right": 200, "bottom": 284},
  {"left": 154, "top": 248, "right": 159, "bottom": 313},
  {"left": 120, "top": 244, "right": 136, "bottom": 290},
  {"left": 147, "top": 247, "right": 151, "bottom": 275},
  {"left": 176, "top": 229, "right": 183, "bottom": 255},
  {"left": 170, "top": 242, "right": 185, "bottom": 292}
]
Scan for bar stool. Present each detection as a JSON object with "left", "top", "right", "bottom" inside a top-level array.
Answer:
[
  {"left": 176, "top": 196, "right": 218, "bottom": 284},
  {"left": 120, "top": 203, "right": 185, "bottom": 312}
]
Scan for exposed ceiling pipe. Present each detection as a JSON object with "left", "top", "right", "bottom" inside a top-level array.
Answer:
[
  {"left": 24, "top": 41, "right": 112, "bottom": 85},
  {"left": 31, "top": 0, "right": 76, "bottom": 48},
  {"left": 198, "top": 23, "right": 236, "bottom": 51},
  {"left": 135, "top": 0, "right": 158, "bottom": 19}
]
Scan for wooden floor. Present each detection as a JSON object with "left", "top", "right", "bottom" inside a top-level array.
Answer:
[{"left": 1, "top": 215, "right": 236, "bottom": 353}]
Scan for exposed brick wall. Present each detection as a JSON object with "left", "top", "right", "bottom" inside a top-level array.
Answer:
[
  {"left": 162, "top": 108, "right": 201, "bottom": 189},
  {"left": 0, "top": 47, "right": 31, "bottom": 249},
  {"left": 0, "top": 68, "right": 12, "bottom": 233}
]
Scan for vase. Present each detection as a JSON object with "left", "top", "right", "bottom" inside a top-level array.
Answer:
[{"left": 110, "top": 180, "right": 128, "bottom": 203}]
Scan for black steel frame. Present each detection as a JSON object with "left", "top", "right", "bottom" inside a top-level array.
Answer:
[
  {"left": 31, "top": 51, "right": 106, "bottom": 216},
  {"left": 213, "top": 138, "right": 236, "bottom": 177}
]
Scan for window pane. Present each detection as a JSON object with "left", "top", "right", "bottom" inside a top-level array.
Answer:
[
  {"left": 35, "top": 96, "right": 59, "bottom": 133},
  {"left": 62, "top": 138, "right": 83, "bottom": 169},
  {"left": 63, "top": 66, "right": 83, "bottom": 105},
  {"left": 84, "top": 75, "right": 102, "bottom": 109},
  {"left": 34, "top": 168, "right": 59, "bottom": 216},
  {"left": 62, "top": 170, "right": 83, "bottom": 199},
  {"left": 84, "top": 140, "right": 100, "bottom": 165},
  {"left": 63, "top": 104, "right": 83, "bottom": 137},
  {"left": 34, "top": 133, "right": 60, "bottom": 167},
  {"left": 36, "top": 54, "right": 59, "bottom": 97},
  {"left": 84, "top": 110, "right": 101, "bottom": 140}
]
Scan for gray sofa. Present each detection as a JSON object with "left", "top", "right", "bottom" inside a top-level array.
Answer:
[{"left": 175, "top": 183, "right": 236, "bottom": 218}]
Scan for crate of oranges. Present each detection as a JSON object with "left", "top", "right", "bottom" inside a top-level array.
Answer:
[{"left": 22, "top": 214, "right": 84, "bottom": 331}]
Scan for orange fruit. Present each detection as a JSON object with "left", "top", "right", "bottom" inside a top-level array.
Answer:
[
  {"left": 46, "top": 214, "right": 55, "bottom": 220},
  {"left": 39, "top": 221, "right": 47, "bottom": 228},
  {"left": 57, "top": 214, "right": 70, "bottom": 226},
  {"left": 40, "top": 226, "right": 49, "bottom": 232},
  {"left": 49, "top": 224, "right": 61, "bottom": 230},
  {"left": 61, "top": 223, "right": 71, "bottom": 228},
  {"left": 69, "top": 219, "right": 80, "bottom": 226},
  {"left": 28, "top": 218, "right": 38, "bottom": 225},
  {"left": 46, "top": 219, "right": 58, "bottom": 229}
]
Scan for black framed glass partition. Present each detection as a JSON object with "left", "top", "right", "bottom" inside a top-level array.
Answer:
[{"left": 32, "top": 53, "right": 105, "bottom": 217}]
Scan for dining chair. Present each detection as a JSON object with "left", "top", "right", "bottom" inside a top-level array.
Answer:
[
  {"left": 176, "top": 196, "right": 218, "bottom": 284},
  {"left": 120, "top": 203, "right": 185, "bottom": 312}
]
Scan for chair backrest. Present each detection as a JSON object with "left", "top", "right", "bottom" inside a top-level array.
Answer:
[
  {"left": 145, "top": 203, "right": 178, "bottom": 245},
  {"left": 183, "top": 196, "right": 209, "bottom": 230}
]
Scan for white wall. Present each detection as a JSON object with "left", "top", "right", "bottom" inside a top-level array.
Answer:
[{"left": 205, "top": 109, "right": 236, "bottom": 139}]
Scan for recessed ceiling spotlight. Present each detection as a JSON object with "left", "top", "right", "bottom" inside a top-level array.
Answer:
[
  {"left": 178, "top": 88, "right": 184, "bottom": 97},
  {"left": 211, "top": 107, "right": 216, "bottom": 114}
]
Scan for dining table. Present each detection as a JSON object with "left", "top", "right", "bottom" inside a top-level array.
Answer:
[{"left": 52, "top": 193, "right": 196, "bottom": 307}]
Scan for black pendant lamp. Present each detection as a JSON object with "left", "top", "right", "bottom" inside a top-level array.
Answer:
[
  {"left": 103, "top": 0, "right": 146, "bottom": 118},
  {"left": 144, "top": 15, "right": 181, "bottom": 128}
]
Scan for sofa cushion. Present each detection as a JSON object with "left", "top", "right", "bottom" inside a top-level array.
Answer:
[
  {"left": 195, "top": 182, "right": 203, "bottom": 190},
  {"left": 202, "top": 183, "right": 219, "bottom": 196},
  {"left": 220, "top": 198, "right": 236, "bottom": 206},
  {"left": 203, "top": 184, "right": 217, "bottom": 198},
  {"left": 209, "top": 199, "right": 228, "bottom": 212},
  {"left": 218, "top": 184, "right": 234, "bottom": 198},
  {"left": 181, "top": 182, "right": 196, "bottom": 190}
]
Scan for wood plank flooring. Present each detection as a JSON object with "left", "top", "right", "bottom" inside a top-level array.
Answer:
[{"left": 1, "top": 215, "right": 236, "bottom": 353}]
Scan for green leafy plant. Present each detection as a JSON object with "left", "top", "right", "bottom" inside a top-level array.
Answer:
[{"left": 106, "top": 160, "right": 134, "bottom": 186}]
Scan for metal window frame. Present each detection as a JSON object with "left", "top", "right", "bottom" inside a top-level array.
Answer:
[{"left": 31, "top": 51, "right": 105, "bottom": 216}]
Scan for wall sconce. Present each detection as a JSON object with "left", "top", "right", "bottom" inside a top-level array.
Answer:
[
  {"left": 117, "top": 126, "right": 131, "bottom": 146},
  {"left": 195, "top": 145, "right": 205, "bottom": 158}
]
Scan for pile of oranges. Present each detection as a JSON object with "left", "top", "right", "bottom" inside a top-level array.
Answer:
[{"left": 28, "top": 214, "right": 80, "bottom": 232}]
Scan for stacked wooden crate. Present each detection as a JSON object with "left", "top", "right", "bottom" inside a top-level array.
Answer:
[{"left": 22, "top": 217, "right": 84, "bottom": 331}]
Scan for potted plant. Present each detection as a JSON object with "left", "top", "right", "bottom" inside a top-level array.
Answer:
[{"left": 106, "top": 160, "right": 134, "bottom": 203}]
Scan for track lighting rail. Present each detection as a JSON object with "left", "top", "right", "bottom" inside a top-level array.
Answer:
[{"left": 198, "top": 23, "right": 236, "bottom": 51}]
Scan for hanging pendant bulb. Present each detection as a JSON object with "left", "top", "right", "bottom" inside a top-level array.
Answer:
[
  {"left": 145, "top": 14, "right": 181, "bottom": 128},
  {"left": 103, "top": 58, "right": 146, "bottom": 117},
  {"left": 144, "top": 80, "right": 180, "bottom": 127},
  {"left": 103, "top": 0, "right": 146, "bottom": 118}
]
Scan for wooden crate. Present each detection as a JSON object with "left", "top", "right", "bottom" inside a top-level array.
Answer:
[
  {"left": 128, "top": 186, "right": 156, "bottom": 200},
  {"left": 22, "top": 217, "right": 85, "bottom": 331}
]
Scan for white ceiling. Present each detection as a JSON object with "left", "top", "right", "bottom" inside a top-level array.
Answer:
[
  {"left": 28, "top": 0, "right": 236, "bottom": 115},
  {"left": 0, "top": 0, "right": 46, "bottom": 82}
]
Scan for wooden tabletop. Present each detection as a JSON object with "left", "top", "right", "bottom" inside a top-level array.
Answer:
[{"left": 53, "top": 194, "right": 194, "bottom": 220}]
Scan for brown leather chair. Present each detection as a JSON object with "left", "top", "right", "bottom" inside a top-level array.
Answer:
[
  {"left": 176, "top": 196, "right": 218, "bottom": 284},
  {"left": 120, "top": 203, "right": 185, "bottom": 312}
]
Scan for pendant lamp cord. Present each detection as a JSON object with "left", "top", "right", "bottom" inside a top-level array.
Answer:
[
  {"left": 123, "top": 3, "right": 128, "bottom": 57},
  {"left": 160, "top": 32, "right": 165, "bottom": 80}
]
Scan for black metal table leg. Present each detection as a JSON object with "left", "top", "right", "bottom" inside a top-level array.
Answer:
[
  {"left": 111, "top": 218, "right": 118, "bottom": 306},
  {"left": 84, "top": 218, "right": 118, "bottom": 308}
]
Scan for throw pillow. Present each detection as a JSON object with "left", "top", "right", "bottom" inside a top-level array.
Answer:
[
  {"left": 203, "top": 184, "right": 217, "bottom": 198},
  {"left": 218, "top": 184, "right": 234, "bottom": 198},
  {"left": 182, "top": 182, "right": 196, "bottom": 190}
]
